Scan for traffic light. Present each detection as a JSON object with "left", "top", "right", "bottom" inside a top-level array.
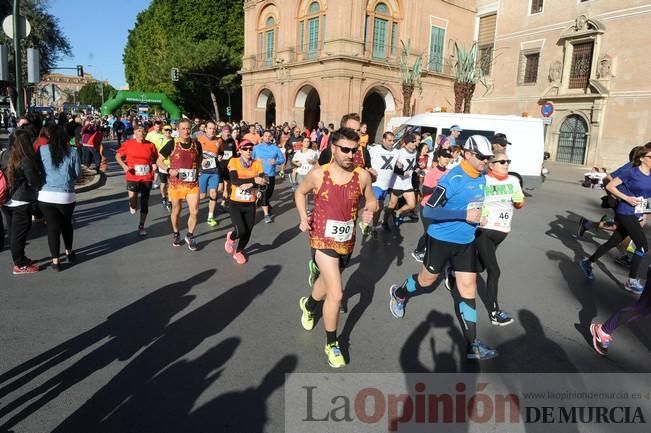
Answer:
[
  {"left": 76, "top": 65, "right": 84, "bottom": 77},
  {"left": 171, "top": 67, "right": 179, "bottom": 82}
]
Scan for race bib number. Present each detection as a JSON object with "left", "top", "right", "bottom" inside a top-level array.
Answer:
[
  {"left": 223, "top": 150, "right": 233, "bottom": 160},
  {"left": 325, "top": 219, "right": 354, "bottom": 242},
  {"left": 635, "top": 197, "right": 649, "bottom": 214},
  {"left": 235, "top": 187, "right": 253, "bottom": 201},
  {"left": 134, "top": 164, "right": 150, "bottom": 176},
  {"left": 203, "top": 157, "right": 217, "bottom": 169},
  {"left": 178, "top": 168, "right": 197, "bottom": 182},
  {"left": 298, "top": 163, "right": 312, "bottom": 175},
  {"left": 486, "top": 208, "right": 513, "bottom": 230}
]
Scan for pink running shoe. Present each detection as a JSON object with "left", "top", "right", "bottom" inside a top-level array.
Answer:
[
  {"left": 589, "top": 323, "right": 612, "bottom": 356},
  {"left": 224, "top": 231, "right": 235, "bottom": 255},
  {"left": 233, "top": 251, "right": 247, "bottom": 265}
]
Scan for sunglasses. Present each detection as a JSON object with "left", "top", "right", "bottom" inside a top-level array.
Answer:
[
  {"left": 474, "top": 153, "right": 491, "bottom": 161},
  {"left": 333, "top": 143, "right": 359, "bottom": 154},
  {"left": 492, "top": 159, "right": 511, "bottom": 165},
  {"left": 164, "top": 129, "right": 172, "bottom": 132},
  {"left": 240, "top": 147, "right": 253, "bottom": 152}
]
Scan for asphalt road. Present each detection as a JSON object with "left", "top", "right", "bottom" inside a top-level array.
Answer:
[{"left": 1, "top": 144, "right": 650, "bottom": 433}]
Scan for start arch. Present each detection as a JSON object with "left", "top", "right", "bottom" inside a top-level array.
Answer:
[{"left": 100, "top": 91, "right": 182, "bottom": 120}]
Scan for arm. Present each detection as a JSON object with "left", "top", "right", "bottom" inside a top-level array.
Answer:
[
  {"left": 23, "top": 160, "right": 42, "bottom": 189},
  {"left": 291, "top": 153, "right": 301, "bottom": 167},
  {"left": 229, "top": 170, "right": 255, "bottom": 186},
  {"left": 156, "top": 140, "right": 174, "bottom": 174},
  {"left": 115, "top": 151, "right": 130, "bottom": 174},
  {"left": 295, "top": 168, "right": 320, "bottom": 231},
  {"left": 359, "top": 170, "right": 378, "bottom": 224},
  {"left": 606, "top": 177, "right": 640, "bottom": 207},
  {"left": 276, "top": 147, "right": 286, "bottom": 165}
]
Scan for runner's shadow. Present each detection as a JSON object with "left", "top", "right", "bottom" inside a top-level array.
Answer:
[
  {"left": 0, "top": 270, "right": 213, "bottom": 429},
  {"left": 49, "top": 265, "right": 281, "bottom": 433},
  {"left": 246, "top": 225, "right": 302, "bottom": 256}
]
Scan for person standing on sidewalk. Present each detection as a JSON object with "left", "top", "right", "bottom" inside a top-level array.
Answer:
[
  {"left": 1, "top": 129, "right": 42, "bottom": 274},
  {"left": 38, "top": 124, "right": 80, "bottom": 271}
]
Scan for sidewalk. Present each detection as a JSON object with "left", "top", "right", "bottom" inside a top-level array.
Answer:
[{"left": 545, "top": 160, "right": 589, "bottom": 185}]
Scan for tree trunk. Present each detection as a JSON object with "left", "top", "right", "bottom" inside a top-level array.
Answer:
[
  {"left": 402, "top": 83, "right": 414, "bottom": 117},
  {"left": 453, "top": 82, "right": 465, "bottom": 113},
  {"left": 463, "top": 83, "right": 476, "bottom": 113},
  {"left": 209, "top": 87, "right": 220, "bottom": 122}
]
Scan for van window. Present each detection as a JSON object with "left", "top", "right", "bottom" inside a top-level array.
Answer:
[
  {"left": 395, "top": 125, "right": 438, "bottom": 143},
  {"left": 441, "top": 128, "right": 495, "bottom": 146}
]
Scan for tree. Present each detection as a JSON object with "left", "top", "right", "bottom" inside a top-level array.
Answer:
[
  {"left": 123, "top": 0, "right": 243, "bottom": 119},
  {"left": 452, "top": 42, "right": 484, "bottom": 114},
  {"left": 78, "top": 82, "right": 117, "bottom": 109},
  {"left": 0, "top": 1, "right": 72, "bottom": 103},
  {"left": 397, "top": 40, "right": 423, "bottom": 117}
]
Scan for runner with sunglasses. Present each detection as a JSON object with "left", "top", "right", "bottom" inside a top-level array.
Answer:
[
  {"left": 389, "top": 135, "right": 499, "bottom": 360},
  {"left": 297, "top": 127, "right": 377, "bottom": 368},
  {"left": 471, "top": 151, "right": 524, "bottom": 326},
  {"left": 224, "top": 140, "right": 267, "bottom": 264}
]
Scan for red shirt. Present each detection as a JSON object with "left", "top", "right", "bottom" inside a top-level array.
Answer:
[
  {"left": 33, "top": 136, "right": 48, "bottom": 152},
  {"left": 116, "top": 139, "right": 158, "bottom": 182}
]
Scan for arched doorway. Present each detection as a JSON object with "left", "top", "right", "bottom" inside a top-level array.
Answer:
[
  {"left": 363, "top": 92, "right": 386, "bottom": 144},
  {"left": 256, "top": 89, "right": 276, "bottom": 127},
  {"left": 295, "top": 85, "right": 320, "bottom": 129},
  {"left": 556, "top": 115, "right": 588, "bottom": 164}
]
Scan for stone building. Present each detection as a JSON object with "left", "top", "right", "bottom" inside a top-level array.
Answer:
[
  {"left": 241, "top": 0, "right": 476, "bottom": 142},
  {"left": 33, "top": 72, "right": 101, "bottom": 111},
  {"left": 472, "top": 0, "right": 651, "bottom": 167}
]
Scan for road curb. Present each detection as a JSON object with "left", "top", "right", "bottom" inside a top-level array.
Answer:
[{"left": 75, "top": 172, "right": 106, "bottom": 193}]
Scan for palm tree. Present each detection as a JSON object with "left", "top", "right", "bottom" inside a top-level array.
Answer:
[
  {"left": 398, "top": 40, "right": 423, "bottom": 117},
  {"left": 452, "top": 41, "right": 484, "bottom": 113}
]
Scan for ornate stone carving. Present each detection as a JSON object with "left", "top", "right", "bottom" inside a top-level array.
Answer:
[
  {"left": 596, "top": 55, "right": 613, "bottom": 79},
  {"left": 575, "top": 15, "right": 588, "bottom": 31},
  {"left": 548, "top": 60, "right": 562, "bottom": 83}
]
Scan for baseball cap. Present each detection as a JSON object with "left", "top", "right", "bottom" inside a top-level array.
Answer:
[
  {"left": 222, "top": 125, "right": 231, "bottom": 132},
  {"left": 492, "top": 133, "right": 511, "bottom": 146},
  {"left": 163, "top": 125, "right": 173, "bottom": 131},
  {"left": 464, "top": 135, "right": 494, "bottom": 157},
  {"left": 239, "top": 139, "right": 254, "bottom": 149},
  {"left": 449, "top": 125, "right": 462, "bottom": 132}
]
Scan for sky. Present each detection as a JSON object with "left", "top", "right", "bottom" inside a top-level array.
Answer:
[{"left": 48, "top": 0, "right": 152, "bottom": 89}]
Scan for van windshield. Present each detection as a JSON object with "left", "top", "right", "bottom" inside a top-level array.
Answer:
[
  {"left": 394, "top": 125, "right": 438, "bottom": 143},
  {"left": 441, "top": 128, "right": 496, "bottom": 146}
]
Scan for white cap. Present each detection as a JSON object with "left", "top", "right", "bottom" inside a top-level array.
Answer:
[{"left": 463, "top": 135, "right": 494, "bottom": 157}]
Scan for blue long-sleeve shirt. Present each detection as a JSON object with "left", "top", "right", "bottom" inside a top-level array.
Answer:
[{"left": 252, "top": 142, "right": 286, "bottom": 177}]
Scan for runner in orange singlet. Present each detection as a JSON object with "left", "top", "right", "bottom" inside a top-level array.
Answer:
[{"left": 295, "top": 127, "right": 377, "bottom": 368}]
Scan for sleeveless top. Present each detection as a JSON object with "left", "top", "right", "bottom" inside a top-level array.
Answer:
[
  {"left": 310, "top": 164, "right": 363, "bottom": 255},
  {"left": 352, "top": 146, "right": 366, "bottom": 169},
  {"left": 169, "top": 139, "right": 199, "bottom": 187}
]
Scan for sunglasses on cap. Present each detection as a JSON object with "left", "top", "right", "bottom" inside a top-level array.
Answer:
[
  {"left": 333, "top": 143, "right": 359, "bottom": 154},
  {"left": 491, "top": 159, "right": 511, "bottom": 165}
]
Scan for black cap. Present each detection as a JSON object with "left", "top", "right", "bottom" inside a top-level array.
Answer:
[{"left": 492, "top": 134, "right": 511, "bottom": 146}]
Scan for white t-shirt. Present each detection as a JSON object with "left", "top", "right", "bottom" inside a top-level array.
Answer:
[
  {"left": 292, "top": 149, "right": 318, "bottom": 176},
  {"left": 391, "top": 147, "right": 418, "bottom": 190},
  {"left": 369, "top": 144, "right": 399, "bottom": 190},
  {"left": 481, "top": 174, "right": 524, "bottom": 233}
]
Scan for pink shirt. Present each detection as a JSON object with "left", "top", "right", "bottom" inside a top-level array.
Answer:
[{"left": 421, "top": 165, "right": 448, "bottom": 207}]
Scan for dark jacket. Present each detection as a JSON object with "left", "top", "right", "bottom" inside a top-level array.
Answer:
[{"left": 0, "top": 151, "right": 41, "bottom": 202}]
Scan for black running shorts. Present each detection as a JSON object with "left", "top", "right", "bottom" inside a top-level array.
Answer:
[{"left": 424, "top": 235, "right": 477, "bottom": 274}]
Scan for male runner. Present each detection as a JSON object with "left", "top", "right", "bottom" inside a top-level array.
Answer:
[
  {"left": 115, "top": 124, "right": 158, "bottom": 236},
  {"left": 296, "top": 127, "right": 377, "bottom": 368},
  {"left": 156, "top": 119, "right": 202, "bottom": 250},
  {"left": 217, "top": 125, "right": 237, "bottom": 208},
  {"left": 388, "top": 135, "right": 499, "bottom": 360},
  {"left": 156, "top": 125, "right": 174, "bottom": 211},
  {"left": 197, "top": 120, "right": 222, "bottom": 226},
  {"left": 145, "top": 121, "right": 165, "bottom": 189},
  {"left": 252, "top": 130, "right": 285, "bottom": 223},
  {"left": 386, "top": 133, "right": 419, "bottom": 228},
  {"left": 367, "top": 131, "right": 398, "bottom": 233}
]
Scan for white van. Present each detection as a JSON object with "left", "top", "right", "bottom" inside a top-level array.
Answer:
[{"left": 393, "top": 112, "right": 546, "bottom": 189}]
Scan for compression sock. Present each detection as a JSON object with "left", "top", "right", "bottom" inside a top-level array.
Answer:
[
  {"left": 454, "top": 296, "right": 477, "bottom": 344},
  {"left": 305, "top": 295, "right": 319, "bottom": 312},
  {"left": 395, "top": 274, "right": 423, "bottom": 299},
  {"left": 326, "top": 330, "right": 338, "bottom": 345}
]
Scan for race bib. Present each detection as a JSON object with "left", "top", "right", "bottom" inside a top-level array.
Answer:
[
  {"left": 298, "top": 163, "right": 312, "bottom": 175},
  {"left": 223, "top": 150, "right": 233, "bottom": 160},
  {"left": 203, "top": 157, "right": 217, "bottom": 170},
  {"left": 485, "top": 208, "right": 513, "bottom": 231},
  {"left": 325, "top": 219, "right": 354, "bottom": 242},
  {"left": 635, "top": 197, "right": 649, "bottom": 214},
  {"left": 134, "top": 164, "right": 150, "bottom": 176},
  {"left": 178, "top": 168, "right": 197, "bottom": 182},
  {"left": 235, "top": 187, "right": 253, "bottom": 201}
]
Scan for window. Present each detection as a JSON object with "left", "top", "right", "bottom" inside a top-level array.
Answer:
[
  {"left": 297, "top": 0, "right": 326, "bottom": 59},
  {"left": 518, "top": 51, "right": 540, "bottom": 84},
  {"left": 530, "top": 0, "right": 543, "bottom": 14},
  {"left": 365, "top": 2, "right": 399, "bottom": 60},
  {"left": 569, "top": 42, "right": 594, "bottom": 89},
  {"left": 477, "top": 14, "right": 497, "bottom": 75},
  {"left": 428, "top": 26, "right": 445, "bottom": 72},
  {"left": 265, "top": 30, "right": 274, "bottom": 65},
  {"left": 258, "top": 9, "right": 278, "bottom": 67}
]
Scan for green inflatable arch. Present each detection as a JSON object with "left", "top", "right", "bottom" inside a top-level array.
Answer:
[{"left": 100, "top": 91, "right": 182, "bottom": 120}]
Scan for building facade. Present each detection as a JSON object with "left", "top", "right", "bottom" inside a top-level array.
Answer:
[
  {"left": 33, "top": 72, "right": 101, "bottom": 111},
  {"left": 472, "top": 0, "right": 651, "bottom": 168},
  {"left": 241, "top": 0, "right": 476, "bottom": 142}
]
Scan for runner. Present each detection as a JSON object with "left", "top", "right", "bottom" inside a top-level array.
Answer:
[
  {"left": 590, "top": 267, "right": 651, "bottom": 356},
  {"left": 217, "top": 125, "right": 237, "bottom": 210},
  {"left": 472, "top": 151, "right": 524, "bottom": 326},
  {"left": 579, "top": 146, "right": 651, "bottom": 294},
  {"left": 296, "top": 127, "right": 377, "bottom": 368},
  {"left": 156, "top": 125, "right": 174, "bottom": 211},
  {"left": 145, "top": 121, "right": 165, "bottom": 189},
  {"left": 252, "top": 130, "right": 285, "bottom": 224},
  {"left": 156, "top": 119, "right": 202, "bottom": 250},
  {"left": 115, "top": 124, "right": 158, "bottom": 236},
  {"left": 388, "top": 135, "right": 499, "bottom": 360},
  {"left": 386, "top": 133, "right": 419, "bottom": 228},
  {"left": 197, "top": 121, "right": 222, "bottom": 227},
  {"left": 412, "top": 147, "right": 452, "bottom": 262},
  {"left": 367, "top": 131, "right": 399, "bottom": 234},
  {"left": 292, "top": 136, "right": 318, "bottom": 186},
  {"left": 224, "top": 140, "right": 267, "bottom": 264}
]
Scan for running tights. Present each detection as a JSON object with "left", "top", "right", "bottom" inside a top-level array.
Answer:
[
  {"left": 229, "top": 202, "right": 256, "bottom": 253},
  {"left": 475, "top": 228, "right": 508, "bottom": 313},
  {"left": 415, "top": 206, "right": 434, "bottom": 253},
  {"left": 259, "top": 176, "right": 275, "bottom": 208},
  {"left": 602, "top": 267, "right": 651, "bottom": 335},
  {"left": 39, "top": 201, "right": 75, "bottom": 258},
  {"left": 590, "top": 214, "right": 648, "bottom": 279}
]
